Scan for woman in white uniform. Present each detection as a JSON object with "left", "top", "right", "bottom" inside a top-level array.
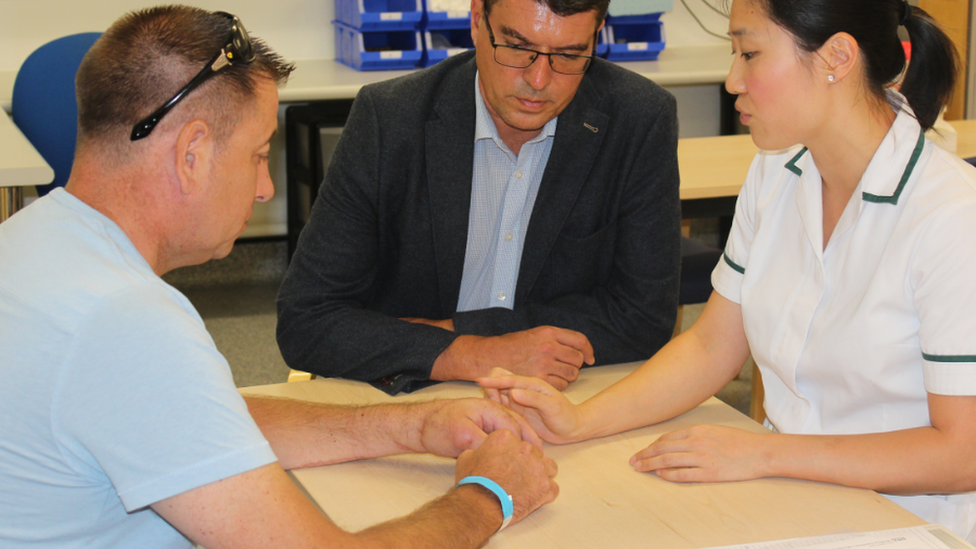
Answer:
[{"left": 480, "top": 0, "right": 976, "bottom": 541}]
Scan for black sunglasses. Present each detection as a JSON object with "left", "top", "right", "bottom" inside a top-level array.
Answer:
[{"left": 130, "top": 12, "right": 255, "bottom": 141}]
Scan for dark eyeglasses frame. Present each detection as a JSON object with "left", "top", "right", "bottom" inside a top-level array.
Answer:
[
  {"left": 484, "top": 15, "right": 597, "bottom": 76},
  {"left": 130, "top": 12, "right": 256, "bottom": 141}
]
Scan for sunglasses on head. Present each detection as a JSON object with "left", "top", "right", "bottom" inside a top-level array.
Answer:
[{"left": 130, "top": 11, "right": 255, "bottom": 141}]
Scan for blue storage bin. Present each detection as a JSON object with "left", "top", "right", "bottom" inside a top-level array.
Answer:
[
  {"left": 596, "top": 26, "right": 609, "bottom": 58},
  {"left": 335, "top": 0, "right": 423, "bottom": 31},
  {"left": 607, "top": 12, "right": 665, "bottom": 25},
  {"left": 422, "top": 28, "right": 474, "bottom": 66},
  {"left": 334, "top": 22, "right": 424, "bottom": 70},
  {"left": 424, "top": 0, "right": 470, "bottom": 31},
  {"left": 605, "top": 21, "right": 666, "bottom": 61}
]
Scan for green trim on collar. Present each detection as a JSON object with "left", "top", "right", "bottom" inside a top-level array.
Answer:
[
  {"left": 723, "top": 252, "right": 745, "bottom": 274},
  {"left": 922, "top": 353, "right": 976, "bottom": 363},
  {"left": 862, "top": 130, "right": 925, "bottom": 205},
  {"left": 785, "top": 148, "right": 808, "bottom": 176}
]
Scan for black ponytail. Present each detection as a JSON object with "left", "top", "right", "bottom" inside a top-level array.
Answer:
[
  {"left": 757, "top": 0, "right": 958, "bottom": 130},
  {"left": 900, "top": 6, "right": 959, "bottom": 130}
]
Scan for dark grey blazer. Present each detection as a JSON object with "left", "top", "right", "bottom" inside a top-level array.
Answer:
[{"left": 277, "top": 51, "right": 681, "bottom": 393}]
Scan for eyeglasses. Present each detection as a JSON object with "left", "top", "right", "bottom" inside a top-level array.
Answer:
[
  {"left": 484, "top": 15, "right": 596, "bottom": 76},
  {"left": 130, "top": 12, "right": 256, "bottom": 141}
]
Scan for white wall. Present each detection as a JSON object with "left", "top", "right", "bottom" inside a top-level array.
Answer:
[
  {"left": 4, "top": 0, "right": 732, "bottom": 237},
  {"left": 0, "top": 0, "right": 729, "bottom": 71},
  {"left": 0, "top": 0, "right": 336, "bottom": 72}
]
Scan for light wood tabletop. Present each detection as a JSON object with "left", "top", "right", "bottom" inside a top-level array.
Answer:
[
  {"left": 678, "top": 133, "right": 757, "bottom": 201},
  {"left": 241, "top": 363, "right": 924, "bottom": 548}
]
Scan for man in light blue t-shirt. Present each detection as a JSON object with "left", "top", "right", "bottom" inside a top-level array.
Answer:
[{"left": 0, "top": 7, "right": 557, "bottom": 549}]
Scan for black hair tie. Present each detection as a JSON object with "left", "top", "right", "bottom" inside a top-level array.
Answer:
[{"left": 900, "top": 0, "right": 912, "bottom": 25}]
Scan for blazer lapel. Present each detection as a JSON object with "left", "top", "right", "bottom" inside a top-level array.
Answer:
[
  {"left": 516, "top": 78, "right": 608, "bottom": 302},
  {"left": 426, "top": 59, "right": 478, "bottom": 315}
]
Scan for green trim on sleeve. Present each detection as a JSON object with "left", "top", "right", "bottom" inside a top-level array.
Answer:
[
  {"left": 922, "top": 353, "right": 976, "bottom": 363},
  {"left": 723, "top": 252, "right": 745, "bottom": 274},
  {"left": 862, "top": 130, "right": 925, "bottom": 205},
  {"left": 785, "top": 148, "right": 808, "bottom": 176}
]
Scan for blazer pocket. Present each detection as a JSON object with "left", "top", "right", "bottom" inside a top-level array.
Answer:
[{"left": 546, "top": 221, "right": 618, "bottom": 295}]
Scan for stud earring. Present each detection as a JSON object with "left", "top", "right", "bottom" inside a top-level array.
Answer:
[{"left": 828, "top": 74, "right": 835, "bottom": 82}]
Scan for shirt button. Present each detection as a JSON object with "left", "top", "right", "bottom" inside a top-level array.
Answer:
[
  {"left": 505, "top": 232, "right": 514, "bottom": 241},
  {"left": 515, "top": 171, "right": 524, "bottom": 179},
  {"left": 497, "top": 292, "right": 506, "bottom": 301}
]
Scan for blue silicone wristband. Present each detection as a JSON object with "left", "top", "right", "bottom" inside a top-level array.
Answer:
[{"left": 457, "top": 475, "right": 514, "bottom": 531}]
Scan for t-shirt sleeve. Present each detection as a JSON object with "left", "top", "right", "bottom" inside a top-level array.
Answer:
[
  {"left": 711, "top": 152, "right": 765, "bottom": 304},
  {"left": 911, "top": 189, "right": 976, "bottom": 396},
  {"left": 52, "top": 284, "right": 278, "bottom": 512}
]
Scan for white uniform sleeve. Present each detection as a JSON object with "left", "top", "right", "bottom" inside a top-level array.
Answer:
[
  {"left": 711, "top": 152, "right": 765, "bottom": 304},
  {"left": 51, "top": 284, "right": 278, "bottom": 511},
  {"left": 911, "top": 186, "right": 976, "bottom": 396}
]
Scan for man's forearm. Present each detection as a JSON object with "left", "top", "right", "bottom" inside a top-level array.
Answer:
[
  {"left": 354, "top": 485, "right": 502, "bottom": 548},
  {"left": 244, "top": 396, "right": 432, "bottom": 470}
]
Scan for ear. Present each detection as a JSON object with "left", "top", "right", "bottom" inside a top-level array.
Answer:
[
  {"left": 174, "top": 119, "right": 213, "bottom": 196},
  {"left": 470, "top": 0, "right": 484, "bottom": 44},
  {"left": 818, "top": 32, "right": 859, "bottom": 84}
]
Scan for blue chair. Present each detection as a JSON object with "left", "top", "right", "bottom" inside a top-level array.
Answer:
[{"left": 12, "top": 33, "right": 102, "bottom": 197}]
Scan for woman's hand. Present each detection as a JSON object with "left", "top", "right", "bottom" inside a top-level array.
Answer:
[
  {"left": 477, "top": 368, "right": 586, "bottom": 444},
  {"left": 630, "top": 424, "right": 771, "bottom": 482}
]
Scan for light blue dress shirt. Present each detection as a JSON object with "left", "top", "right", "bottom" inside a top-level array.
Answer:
[{"left": 456, "top": 73, "right": 558, "bottom": 312}]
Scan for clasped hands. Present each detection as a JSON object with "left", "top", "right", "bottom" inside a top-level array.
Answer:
[
  {"left": 400, "top": 318, "right": 595, "bottom": 390},
  {"left": 416, "top": 398, "right": 559, "bottom": 526},
  {"left": 477, "top": 368, "right": 770, "bottom": 483}
]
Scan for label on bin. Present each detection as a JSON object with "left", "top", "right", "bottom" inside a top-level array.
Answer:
[
  {"left": 380, "top": 12, "right": 404, "bottom": 20},
  {"left": 627, "top": 42, "right": 650, "bottom": 51},
  {"left": 380, "top": 51, "right": 404, "bottom": 59},
  {"left": 447, "top": 48, "right": 467, "bottom": 56}
]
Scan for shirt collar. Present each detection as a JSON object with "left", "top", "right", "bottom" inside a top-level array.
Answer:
[
  {"left": 783, "top": 89, "right": 925, "bottom": 206},
  {"left": 474, "top": 71, "right": 558, "bottom": 150}
]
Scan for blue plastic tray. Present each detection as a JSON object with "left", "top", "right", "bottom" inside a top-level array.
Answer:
[
  {"left": 422, "top": 28, "right": 474, "bottom": 66},
  {"left": 605, "top": 21, "right": 666, "bottom": 61},
  {"left": 334, "top": 21, "right": 424, "bottom": 70},
  {"left": 596, "top": 26, "right": 609, "bottom": 57},
  {"left": 607, "top": 12, "right": 665, "bottom": 24},
  {"left": 423, "top": 0, "right": 470, "bottom": 30},
  {"left": 335, "top": 0, "right": 423, "bottom": 31}
]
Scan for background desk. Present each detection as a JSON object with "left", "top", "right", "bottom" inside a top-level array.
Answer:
[
  {"left": 241, "top": 363, "right": 923, "bottom": 548},
  {"left": 675, "top": 119, "right": 976, "bottom": 220},
  {"left": 0, "top": 111, "right": 52, "bottom": 222},
  {"left": 678, "top": 133, "right": 756, "bottom": 221}
]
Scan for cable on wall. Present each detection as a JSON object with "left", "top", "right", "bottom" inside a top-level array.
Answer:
[{"left": 680, "top": 0, "right": 731, "bottom": 41}]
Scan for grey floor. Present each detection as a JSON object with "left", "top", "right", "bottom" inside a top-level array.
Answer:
[{"left": 163, "top": 239, "right": 754, "bottom": 416}]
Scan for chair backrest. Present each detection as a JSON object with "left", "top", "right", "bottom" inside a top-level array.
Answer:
[{"left": 11, "top": 32, "right": 102, "bottom": 197}]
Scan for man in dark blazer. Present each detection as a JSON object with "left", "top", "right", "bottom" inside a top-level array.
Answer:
[{"left": 277, "top": 0, "right": 680, "bottom": 394}]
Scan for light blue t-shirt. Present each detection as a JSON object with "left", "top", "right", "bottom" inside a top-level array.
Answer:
[{"left": 0, "top": 189, "right": 278, "bottom": 548}]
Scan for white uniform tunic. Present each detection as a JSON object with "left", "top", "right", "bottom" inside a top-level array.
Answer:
[{"left": 711, "top": 99, "right": 976, "bottom": 541}]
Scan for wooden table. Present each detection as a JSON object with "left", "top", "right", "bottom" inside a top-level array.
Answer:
[
  {"left": 950, "top": 119, "right": 976, "bottom": 160},
  {"left": 0, "top": 111, "right": 52, "bottom": 221},
  {"left": 676, "top": 118, "right": 976, "bottom": 216},
  {"left": 677, "top": 133, "right": 757, "bottom": 222},
  {"left": 241, "top": 363, "right": 923, "bottom": 548}
]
